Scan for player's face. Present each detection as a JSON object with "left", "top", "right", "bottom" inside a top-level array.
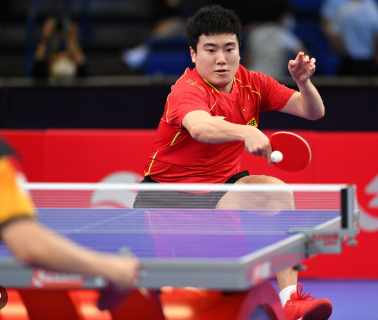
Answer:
[{"left": 190, "top": 34, "right": 240, "bottom": 93}]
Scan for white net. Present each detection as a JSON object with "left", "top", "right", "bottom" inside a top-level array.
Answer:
[{"left": 25, "top": 183, "right": 345, "bottom": 211}]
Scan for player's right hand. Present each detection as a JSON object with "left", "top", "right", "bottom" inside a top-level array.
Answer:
[
  {"left": 244, "top": 127, "right": 272, "bottom": 163},
  {"left": 107, "top": 256, "right": 141, "bottom": 289}
]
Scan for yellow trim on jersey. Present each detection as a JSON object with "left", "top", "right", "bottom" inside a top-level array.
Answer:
[
  {"left": 0, "top": 157, "right": 34, "bottom": 226},
  {"left": 177, "top": 68, "right": 188, "bottom": 83},
  {"left": 210, "top": 102, "right": 216, "bottom": 111},
  {"left": 145, "top": 151, "right": 159, "bottom": 176},
  {"left": 203, "top": 79, "right": 219, "bottom": 93},
  {"left": 242, "top": 85, "right": 262, "bottom": 101},
  {"left": 166, "top": 69, "right": 188, "bottom": 124},
  {"left": 234, "top": 78, "right": 242, "bottom": 83},
  {"left": 166, "top": 94, "right": 171, "bottom": 123},
  {"left": 170, "top": 132, "right": 181, "bottom": 146}
]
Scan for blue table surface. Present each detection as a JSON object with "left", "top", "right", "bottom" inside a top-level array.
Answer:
[{"left": 0, "top": 209, "right": 339, "bottom": 260}]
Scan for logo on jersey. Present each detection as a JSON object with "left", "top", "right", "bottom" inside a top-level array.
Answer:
[
  {"left": 215, "top": 115, "right": 226, "bottom": 120},
  {"left": 185, "top": 78, "right": 205, "bottom": 92},
  {"left": 247, "top": 117, "right": 257, "bottom": 127}
]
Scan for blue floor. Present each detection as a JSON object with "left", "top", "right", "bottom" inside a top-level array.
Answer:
[{"left": 271, "top": 280, "right": 378, "bottom": 320}]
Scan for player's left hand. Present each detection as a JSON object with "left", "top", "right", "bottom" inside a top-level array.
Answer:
[{"left": 288, "top": 52, "right": 316, "bottom": 84}]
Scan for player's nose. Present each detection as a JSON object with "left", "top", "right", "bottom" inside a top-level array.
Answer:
[{"left": 216, "top": 52, "right": 227, "bottom": 64}]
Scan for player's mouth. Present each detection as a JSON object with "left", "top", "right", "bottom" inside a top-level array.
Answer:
[{"left": 215, "top": 69, "right": 228, "bottom": 76}]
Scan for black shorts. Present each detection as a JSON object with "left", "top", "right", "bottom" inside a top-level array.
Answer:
[{"left": 133, "top": 171, "right": 249, "bottom": 209}]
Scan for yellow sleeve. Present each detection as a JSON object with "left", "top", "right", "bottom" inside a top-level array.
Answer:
[{"left": 0, "top": 156, "right": 34, "bottom": 226}]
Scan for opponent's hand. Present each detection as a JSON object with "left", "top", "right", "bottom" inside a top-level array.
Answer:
[
  {"left": 106, "top": 256, "right": 141, "bottom": 289},
  {"left": 288, "top": 52, "right": 316, "bottom": 84},
  {"left": 244, "top": 127, "right": 273, "bottom": 164}
]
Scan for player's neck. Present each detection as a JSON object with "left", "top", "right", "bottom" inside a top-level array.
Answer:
[{"left": 215, "top": 81, "right": 233, "bottom": 94}]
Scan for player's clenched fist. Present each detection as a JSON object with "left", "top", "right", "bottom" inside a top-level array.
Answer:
[
  {"left": 244, "top": 126, "right": 272, "bottom": 164},
  {"left": 288, "top": 52, "right": 316, "bottom": 84}
]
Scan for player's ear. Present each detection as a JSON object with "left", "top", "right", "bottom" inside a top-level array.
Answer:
[{"left": 190, "top": 47, "right": 196, "bottom": 64}]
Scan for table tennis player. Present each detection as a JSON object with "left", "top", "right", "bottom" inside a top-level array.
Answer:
[
  {"left": 0, "top": 137, "right": 140, "bottom": 290},
  {"left": 134, "top": 5, "right": 332, "bottom": 320}
]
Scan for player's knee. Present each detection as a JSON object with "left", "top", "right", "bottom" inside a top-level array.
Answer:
[
  {"left": 237, "top": 175, "right": 285, "bottom": 185},
  {"left": 260, "top": 175, "right": 286, "bottom": 185},
  {"left": 266, "top": 177, "right": 294, "bottom": 209},
  {"left": 238, "top": 175, "right": 294, "bottom": 209}
]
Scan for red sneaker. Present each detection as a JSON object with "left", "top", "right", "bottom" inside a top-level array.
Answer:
[{"left": 283, "top": 283, "right": 333, "bottom": 320}]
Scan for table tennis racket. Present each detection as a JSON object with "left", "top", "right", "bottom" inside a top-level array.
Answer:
[
  {"left": 270, "top": 131, "right": 311, "bottom": 172},
  {"left": 97, "top": 247, "right": 145, "bottom": 311},
  {"left": 97, "top": 282, "right": 133, "bottom": 311}
]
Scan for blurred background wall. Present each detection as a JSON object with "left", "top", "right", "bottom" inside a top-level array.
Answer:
[{"left": 0, "top": 0, "right": 377, "bottom": 130}]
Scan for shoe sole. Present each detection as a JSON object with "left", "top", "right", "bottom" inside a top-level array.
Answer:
[{"left": 302, "top": 299, "right": 333, "bottom": 320}]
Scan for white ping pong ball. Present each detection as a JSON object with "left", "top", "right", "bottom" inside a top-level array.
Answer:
[{"left": 271, "top": 151, "right": 283, "bottom": 163}]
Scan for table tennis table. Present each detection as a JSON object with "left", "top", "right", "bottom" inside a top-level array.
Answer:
[{"left": 0, "top": 183, "right": 359, "bottom": 320}]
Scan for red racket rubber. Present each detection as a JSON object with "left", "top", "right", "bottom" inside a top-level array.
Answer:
[{"left": 270, "top": 131, "right": 311, "bottom": 172}]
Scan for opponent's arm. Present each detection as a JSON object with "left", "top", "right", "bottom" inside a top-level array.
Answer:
[
  {"left": 182, "top": 110, "right": 272, "bottom": 160},
  {"left": 281, "top": 52, "right": 325, "bottom": 120},
  {"left": 2, "top": 220, "right": 140, "bottom": 289}
]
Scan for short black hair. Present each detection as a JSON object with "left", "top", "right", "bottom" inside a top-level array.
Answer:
[{"left": 187, "top": 5, "right": 242, "bottom": 53}]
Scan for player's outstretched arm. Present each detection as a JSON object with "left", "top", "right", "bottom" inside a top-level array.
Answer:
[
  {"left": 2, "top": 219, "right": 140, "bottom": 289},
  {"left": 182, "top": 110, "right": 273, "bottom": 161},
  {"left": 281, "top": 52, "right": 325, "bottom": 120}
]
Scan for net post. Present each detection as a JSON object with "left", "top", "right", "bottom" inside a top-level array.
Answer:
[
  {"left": 341, "top": 186, "right": 356, "bottom": 230},
  {"left": 341, "top": 188, "right": 348, "bottom": 229},
  {"left": 341, "top": 186, "right": 359, "bottom": 246}
]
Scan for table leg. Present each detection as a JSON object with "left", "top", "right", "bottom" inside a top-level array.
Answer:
[
  {"left": 159, "top": 281, "right": 284, "bottom": 320},
  {"left": 110, "top": 281, "right": 284, "bottom": 320}
]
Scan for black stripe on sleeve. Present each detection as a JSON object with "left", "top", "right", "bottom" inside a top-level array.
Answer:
[{"left": 0, "top": 138, "right": 16, "bottom": 158}]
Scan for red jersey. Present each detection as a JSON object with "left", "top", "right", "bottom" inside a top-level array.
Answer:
[{"left": 144, "top": 65, "right": 296, "bottom": 183}]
